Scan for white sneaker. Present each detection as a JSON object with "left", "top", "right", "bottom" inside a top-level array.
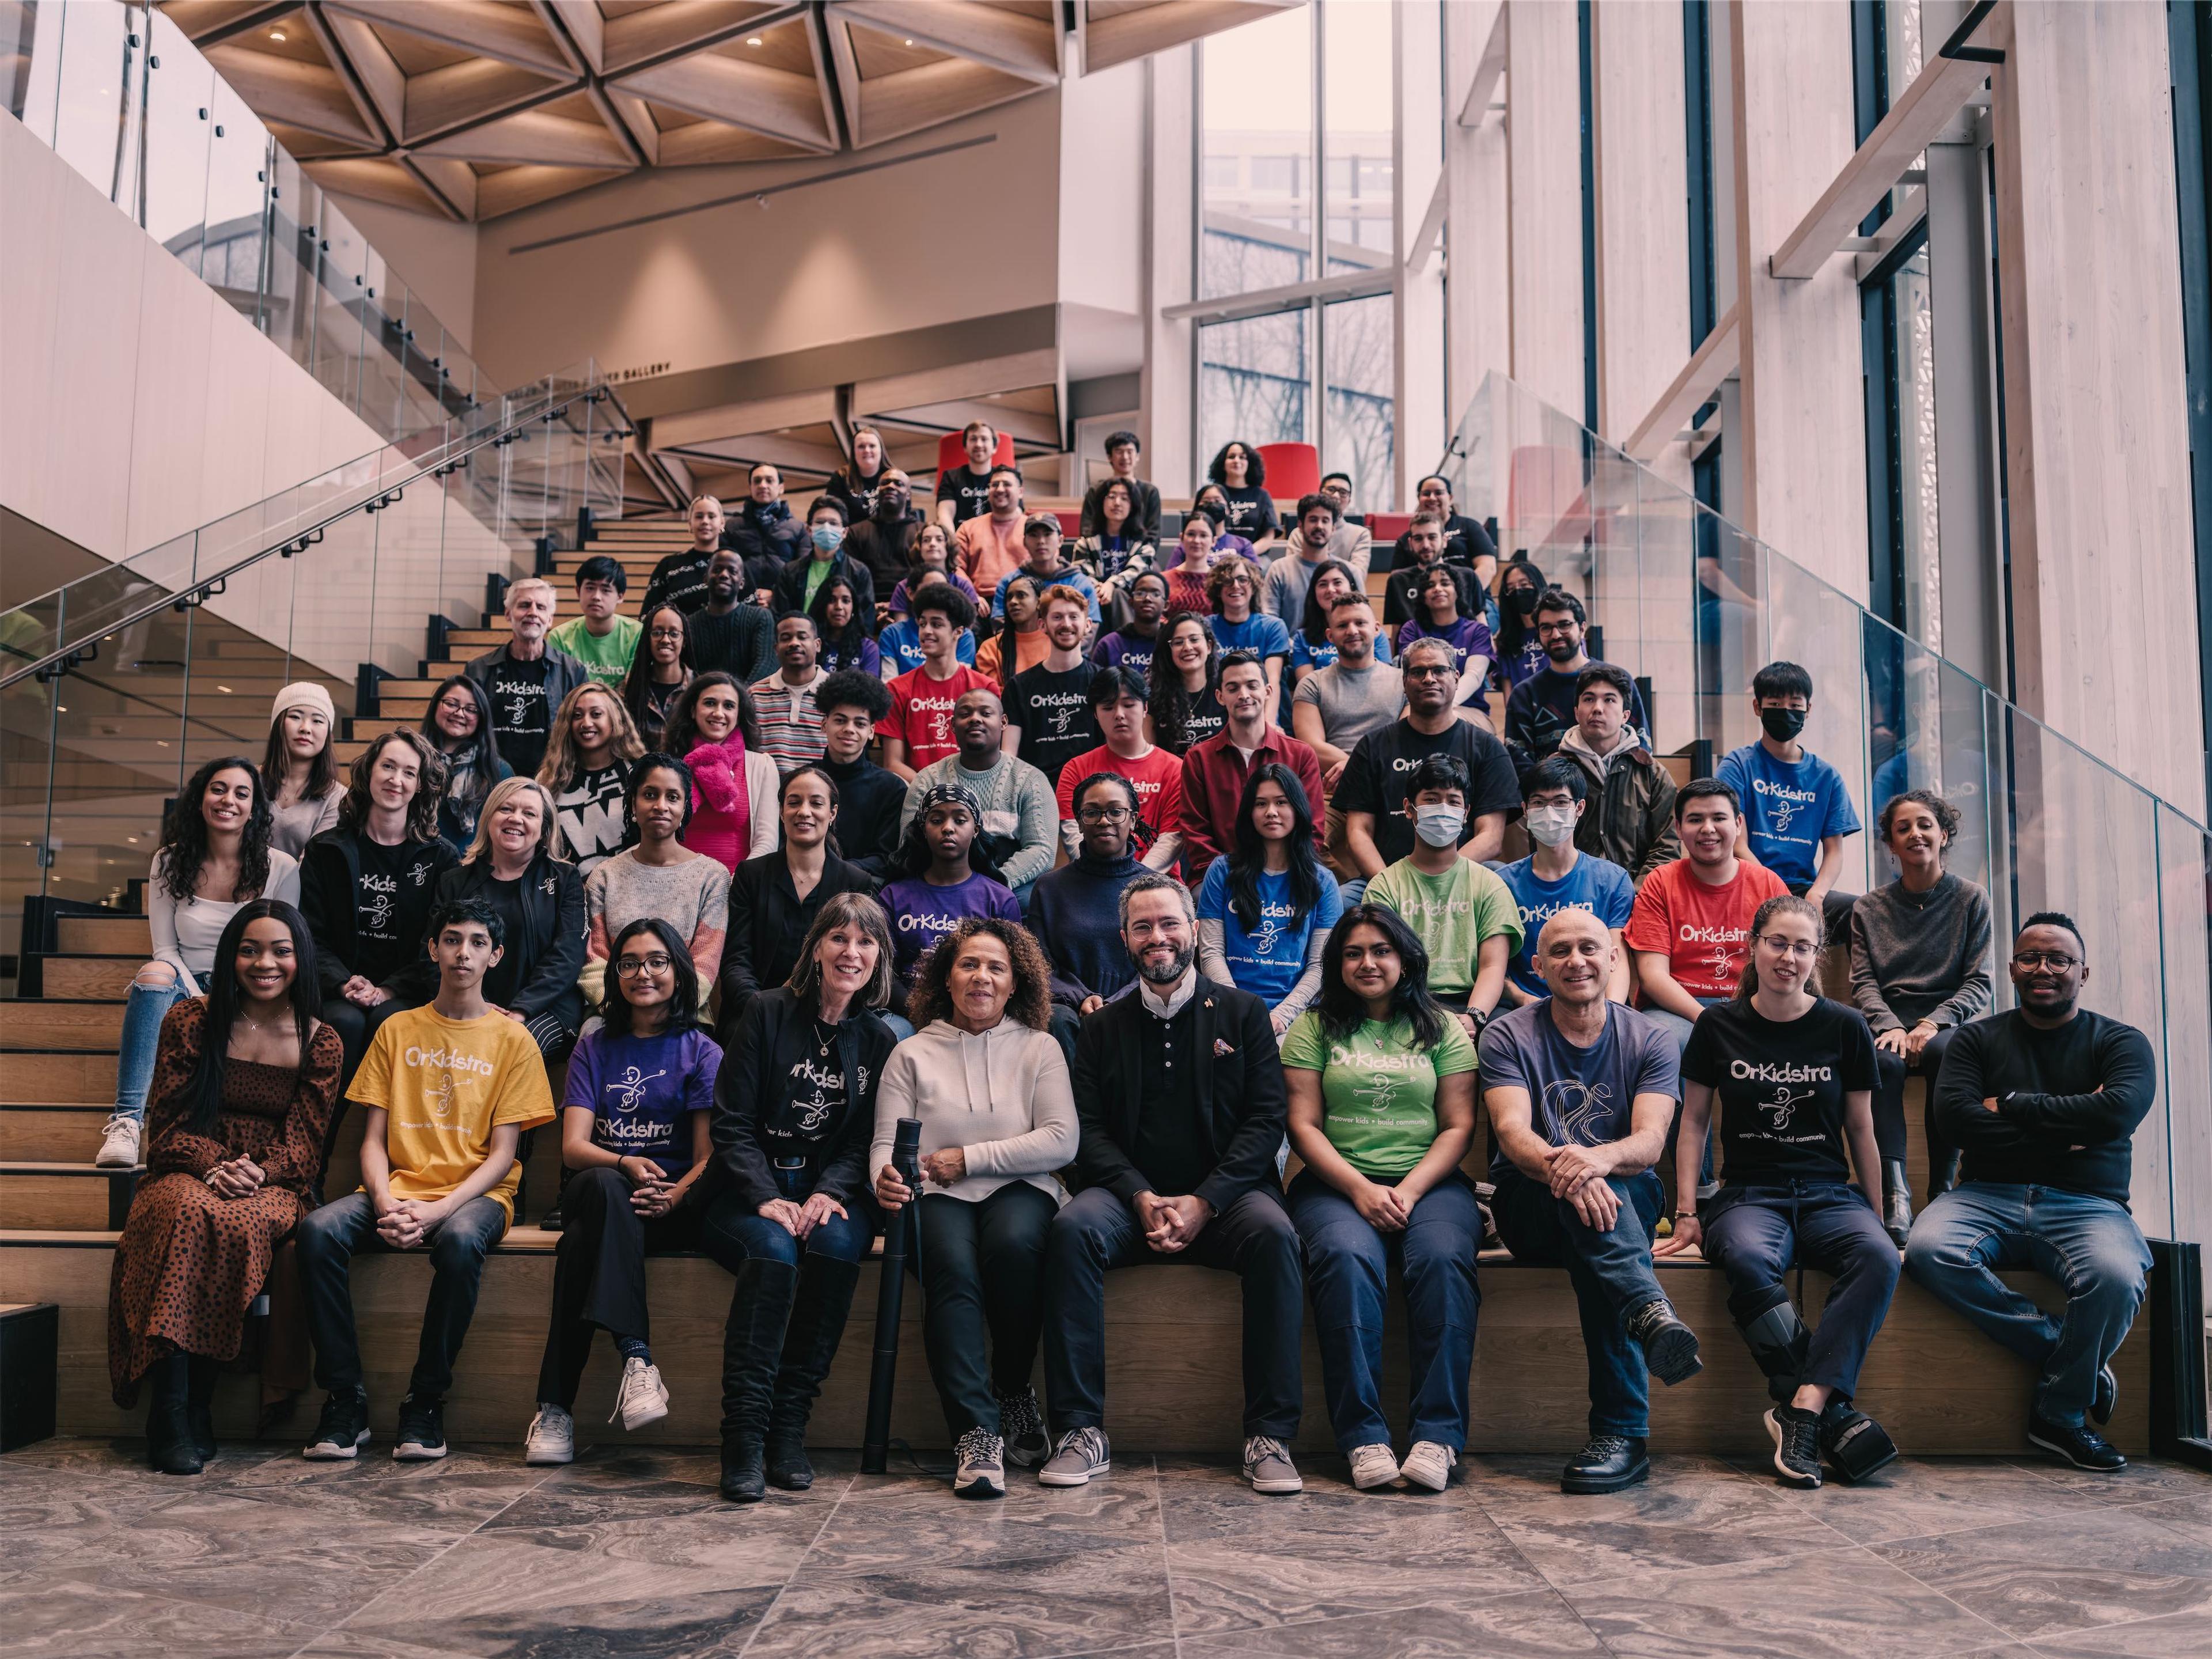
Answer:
[
  {"left": 525, "top": 1404, "right": 575, "bottom": 1465},
  {"left": 1400, "top": 1441, "right": 1456, "bottom": 1491},
  {"left": 1348, "top": 1442, "right": 1402, "bottom": 1490},
  {"left": 609, "top": 1358, "right": 669, "bottom": 1431},
  {"left": 96, "top": 1113, "right": 142, "bottom": 1168},
  {"left": 953, "top": 1427, "right": 1006, "bottom": 1499}
]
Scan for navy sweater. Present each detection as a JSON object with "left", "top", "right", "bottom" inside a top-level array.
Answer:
[
  {"left": 1025, "top": 852, "right": 1146, "bottom": 1006},
  {"left": 1933, "top": 1007, "right": 2156, "bottom": 1206}
]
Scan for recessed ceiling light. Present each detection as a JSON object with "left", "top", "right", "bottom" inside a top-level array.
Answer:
[
  {"left": 269, "top": 26, "right": 286, "bottom": 40},
  {"left": 904, "top": 37, "right": 914, "bottom": 46},
  {"left": 746, "top": 35, "right": 762, "bottom": 46}
]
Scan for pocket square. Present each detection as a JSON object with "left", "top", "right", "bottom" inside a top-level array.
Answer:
[{"left": 1213, "top": 1037, "right": 1236, "bottom": 1057}]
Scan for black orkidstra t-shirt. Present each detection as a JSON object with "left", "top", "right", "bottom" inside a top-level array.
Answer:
[
  {"left": 353, "top": 836, "right": 446, "bottom": 985},
  {"left": 1172, "top": 687, "right": 1227, "bottom": 753},
  {"left": 1006, "top": 661, "right": 1101, "bottom": 792},
  {"left": 1333, "top": 718, "right": 1522, "bottom": 866},
  {"left": 1215, "top": 484, "right": 1278, "bottom": 539},
  {"left": 937, "top": 465, "right": 995, "bottom": 528},
  {"left": 773, "top": 1040, "right": 849, "bottom": 1158},
  {"left": 1680, "top": 996, "right": 1879, "bottom": 1183},
  {"left": 486, "top": 656, "right": 551, "bottom": 779}
]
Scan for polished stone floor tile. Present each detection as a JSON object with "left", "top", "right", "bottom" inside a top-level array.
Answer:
[
  {"left": 0, "top": 1573, "right": 308, "bottom": 1659},
  {"left": 1177, "top": 1588, "right": 1612, "bottom": 1658},
  {"left": 804, "top": 1468, "right": 1165, "bottom": 1575},
  {"left": 2006, "top": 1455, "right": 2212, "bottom": 1506},
  {"left": 1712, "top": 1456, "right": 2123, "bottom": 1547},
  {"left": 0, "top": 1436, "right": 290, "bottom": 1488},
  {"left": 1560, "top": 1545, "right": 2018, "bottom": 1658},
  {"left": 0, "top": 1465, "right": 201, "bottom": 1570},
  {"left": 747, "top": 1540, "right": 1177, "bottom": 1658},
  {"left": 204, "top": 1445, "right": 559, "bottom": 1531},
  {"left": 1871, "top": 1501, "right": 2212, "bottom": 1641},
  {"left": 2025, "top": 1607, "right": 2212, "bottom": 1656},
  {"left": 333, "top": 1584, "right": 785, "bottom": 1658}
]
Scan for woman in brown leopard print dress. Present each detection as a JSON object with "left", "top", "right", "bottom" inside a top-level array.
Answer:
[{"left": 108, "top": 899, "right": 340, "bottom": 1472}]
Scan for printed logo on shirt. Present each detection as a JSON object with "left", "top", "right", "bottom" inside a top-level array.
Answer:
[
  {"left": 489, "top": 673, "right": 543, "bottom": 729},
  {"left": 360, "top": 872, "right": 398, "bottom": 934},
  {"left": 1756, "top": 1086, "right": 1816, "bottom": 1131},
  {"left": 605, "top": 1065, "right": 668, "bottom": 1113},
  {"left": 404, "top": 1044, "right": 497, "bottom": 1079},
  {"left": 897, "top": 910, "right": 960, "bottom": 935},
  {"left": 1517, "top": 897, "right": 1596, "bottom": 930},
  {"left": 408, "top": 859, "right": 433, "bottom": 888},
  {"left": 1245, "top": 898, "right": 1296, "bottom": 956},
  {"left": 907, "top": 693, "right": 959, "bottom": 747},
  {"left": 1540, "top": 1077, "right": 1615, "bottom": 1146},
  {"left": 1751, "top": 776, "right": 1817, "bottom": 834}
]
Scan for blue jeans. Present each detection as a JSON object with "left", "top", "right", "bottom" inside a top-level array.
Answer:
[
  {"left": 696, "top": 1189, "right": 874, "bottom": 1271},
  {"left": 1287, "top": 1168, "right": 1482, "bottom": 1453},
  {"left": 113, "top": 968, "right": 190, "bottom": 1120},
  {"left": 1490, "top": 1167, "right": 1667, "bottom": 1438},
  {"left": 297, "top": 1190, "right": 509, "bottom": 1398},
  {"left": 1702, "top": 1181, "right": 1900, "bottom": 1399},
  {"left": 1904, "top": 1183, "right": 2151, "bottom": 1427},
  {"left": 881, "top": 1012, "right": 916, "bottom": 1042}
]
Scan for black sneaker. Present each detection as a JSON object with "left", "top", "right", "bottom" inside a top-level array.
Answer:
[
  {"left": 1624, "top": 1298, "right": 1703, "bottom": 1385},
  {"left": 1765, "top": 1405, "right": 1823, "bottom": 1489},
  {"left": 996, "top": 1388, "right": 1049, "bottom": 1470},
  {"left": 393, "top": 1393, "right": 448, "bottom": 1461},
  {"left": 2028, "top": 1414, "right": 2127, "bottom": 1472},
  {"left": 1562, "top": 1433, "right": 1649, "bottom": 1494},
  {"left": 2092, "top": 1363, "right": 2118, "bottom": 1427},
  {"left": 303, "top": 1388, "right": 370, "bottom": 1461},
  {"left": 536, "top": 1202, "right": 564, "bottom": 1233}
]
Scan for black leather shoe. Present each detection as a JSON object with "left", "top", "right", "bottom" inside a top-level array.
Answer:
[
  {"left": 185, "top": 1356, "right": 219, "bottom": 1465},
  {"left": 1880, "top": 1159, "right": 1913, "bottom": 1247},
  {"left": 144, "top": 1355, "right": 203, "bottom": 1476},
  {"left": 721, "top": 1439, "right": 768, "bottom": 1502},
  {"left": 1561, "top": 1434, "right": 1649, "bottom": 1494},
  {"left": 1624, "top": 1300, "right": 1703, "bottom": 1385},
  {"left": 2028, "top": 1414, "right": 2127, "bottom": 1472},
  {"left": 2092, "top": 1364, "right": 2118, "bottom": 1427}
]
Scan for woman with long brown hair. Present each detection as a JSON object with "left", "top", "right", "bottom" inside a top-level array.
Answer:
[
  {"left": 537, "top": 682, "right": 646, "bottom": 876},
  {"left": 263, "top": 683, "right": 346, "bottom": 856}
]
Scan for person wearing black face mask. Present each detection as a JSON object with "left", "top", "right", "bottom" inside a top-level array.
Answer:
[
  {"left": 1493, "top": 560, "right": 1551, "bottom": 695},
  {"left": 1715, "top": 662, "right": 1863, "bottom": 944}
]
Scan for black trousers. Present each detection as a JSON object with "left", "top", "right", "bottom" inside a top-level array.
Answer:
[
  {"left": 913, "top": 1182, "right": 1057, "bottom": 1439},
  {"left": 535, "top": 1165, "right": 703, "bottom": 1410},
  {"left": 1871, "top": 1025, "right": 1960, "bottom": 1169},
  {"left": 1702, "top": 1182, "right": 1901, "bottom": 1399},
  {"left": 1044, "top": 1184, "right": 1304, "bottom": 1440}
]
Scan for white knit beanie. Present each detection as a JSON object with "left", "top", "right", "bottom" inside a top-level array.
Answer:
[{"left": 271, "top": 680, "right": 336, "bottom": 728}]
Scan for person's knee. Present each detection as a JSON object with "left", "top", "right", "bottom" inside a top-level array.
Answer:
[
  {"left": 294, "top": 1200, "right": 353, "bottom": 1263},
  {"left": 568, "top": 1164, "right": 628, "bottom": 1211},
  {"left": 429, "top": 1217, "right": 495, "bottom": 1274},
  {"left": 132, "top": 961, "right": 179, "bottom": 991}
]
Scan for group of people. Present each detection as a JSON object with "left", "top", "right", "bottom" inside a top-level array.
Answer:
[{"left": 97, "top": 433, "right": 2158, "bottom": 1506}]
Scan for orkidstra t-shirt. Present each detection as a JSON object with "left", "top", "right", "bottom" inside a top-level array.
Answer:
[
  {"left": 347, "top": 1004, "right": 556, "bottom": 1225},
  {"left": 879, "top": 664, "right": 998, "bottom": 771},
  {"left": 1006, "top": 660, "right": 1101, "bottom": 791},
  {"left": 937, "top": 464, "right": 995, "bottom": 528},
  {"left": 1716, "top": 742, "right": 1863, "bottom": 888},
  {"left": 1496, "top": 851, "right": 1637, "bottom": 998},
  {"left": 548, "top": 616, "right": 642, "bottom": 686},
  {"left": 1280, "top": 1012, "right": 1478, "bottom": 1178},
  {"left": 1623, "top": 859, "right": 1792, "bottom": 999},
  {"left": 565, "top": 1024, "right": 720, "bottom": 1177},
  {"left": 1334, "top": 719, "right": 1522, "bottom": 867},
  {"left": 1364, "top": 857, "right": 1523, "bottom": 999},
  {"left": 1680, "top": 996, "right": 1877, "bottom": 1183},
  {"left": 484, "top": 656, "right": 551, "bottom": 779}
]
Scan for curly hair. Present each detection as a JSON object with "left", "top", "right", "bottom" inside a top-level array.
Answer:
[
  {"left": 537, "top": 683, "right": 645, "bottom": 793},
  {"left": 1207, "top": 440, "right": 1266, "bottom": 490},
  {"left": 1877, "top": 788, "right": 1961, "bottom": 846},
  {"left": 160, "top": 757, "right": 274, "bottom": 904},
  {"left": 1205, "top": 556, "right": 1257, "bottom": 611},
  {"left": 905, "top": 916, "right": 1054, "bottom": 1032},
  {"left": 1146, "top": 612, "right": 1219, "bottom": 755},
  {"left": 336, "top": 728, "right": 446, "bottom": 844}
]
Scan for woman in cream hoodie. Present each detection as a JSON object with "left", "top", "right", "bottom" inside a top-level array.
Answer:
[{"left": 873, "top": 916, "right": 1077, "bottom": 1499}]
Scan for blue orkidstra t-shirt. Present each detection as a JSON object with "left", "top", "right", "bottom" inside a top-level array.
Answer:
[
  {"left": 1715, "top": 741, "right": 1862, "bottom": 888},
  {"left": 1496, "top": 851, "right": 1638, "bottom": 998},
  {"left": 1207, "top": 611, "right": 1294, "bottom": 663},
  {"left": 1289, "top": 632, "right": 1393, "bottom": 676},
  {"left": 563, "top": 1025, "right": 721, "bottom": 1177},
  {"left": 1476, "top": 1001, "right": 1680, "bottom": 1178},
  {"left": 1195, "top": 860, "right": 1344, "bottom": 1005},
  {"left": 877, "top": 619, "right": 977, "bottom": 677}
]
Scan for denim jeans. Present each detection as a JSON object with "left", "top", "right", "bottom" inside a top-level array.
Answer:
[
  {"left": 1870, "top": 1026, "right": 1961, "bottom": 1169},
  {"left": 881, "top": 1012, "right": 916, "bottom": 1043},
  {"left": 1905, "top": 1182, "right": 2152, "bottom": 1427},
  {"left": 1490, "top": 1167, "right": 1667, "bottom": 1438},
  {"left": 695, "top": 1185, "right": 874, "bottom": 1271},
  {"left": 913, "top": 1182, "right": 1057, "bottom": 1438},
  {"left": 1287, "top": 1168, "right": 1482, "bottom": 1453},
  {"left": 297, "top": 1190, "right": 509, "bottom": 1399},
  {"left": 113, "top": 969, "right": 190, "bottom": 1121},
  {"left": 1641, "top": 997, "right": 1725, "bottom": 1190},
  {"left": 1702, "top": 1181, "right": 1900, "bottom": 1399}
]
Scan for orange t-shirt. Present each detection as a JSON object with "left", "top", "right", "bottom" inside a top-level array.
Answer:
[
  {"left": 956, "top": 514, "right": 1028, "bottom": 592},
  {"left": 1622, "top": 858, "right": 1791, "bottom": 999}
]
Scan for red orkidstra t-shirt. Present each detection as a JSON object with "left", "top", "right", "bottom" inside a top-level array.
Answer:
[
  {"left": 1623, "top": 858, "right": 1791, "bottom": 999},
  {"left": 1055, "top": 744, "right": 1185, "bottom": 841},
  {"left": 878, "top": 664, "right": 998, "bottom": 772}
]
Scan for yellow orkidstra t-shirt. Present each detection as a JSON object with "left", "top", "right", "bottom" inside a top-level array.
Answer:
[{"left": 347, "top": 1005, "right": 556, "bottom": 1226}]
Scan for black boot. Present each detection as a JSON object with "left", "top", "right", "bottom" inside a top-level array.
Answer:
[
  {"left": 719, "top": 1258, "right": 799, "bottom": 1503},
  {"left": 185, "top": 1355, "right": 220, "bottom": 1464},
  {"left": 1880, "top": 1160, "right": 1913, "bottom": 1247},
  {"left": 1728, "top": 1282, "right": 1811, "bottom": 1406},
  {"left": 1926, "top": 1147, "right": 1960, "bottom": 1204},
  {"left": 143, "top": 1354, "right": 203, "bottom": 1476},
  {"left": 767, "top": 1256, "right": 861, "bottom": 1490}
]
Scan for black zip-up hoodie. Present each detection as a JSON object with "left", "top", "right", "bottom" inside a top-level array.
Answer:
[{"left": 297, "top": 827, "right": 457, "bottom": 993}]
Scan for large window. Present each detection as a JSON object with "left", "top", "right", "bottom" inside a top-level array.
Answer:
[
  {"left": 1199, "top": 312, "right": 1309, "bottom": 458},
  {"left": 1199, "top": 5, "right": 1311, "bottom": 301}
]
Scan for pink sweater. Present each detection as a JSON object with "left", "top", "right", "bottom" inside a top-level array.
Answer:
[{"left": 683, "top": 736, "right": 778, "bottom": 871}]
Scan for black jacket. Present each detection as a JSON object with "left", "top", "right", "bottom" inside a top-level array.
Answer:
[
  {"left": 771, "top": 549, "right": 878, "bottom": 630},
  {"left": 1070, "top": 980, "right": 1286, "bottom": 1216},
  {"left": 391, "top": 853, "right": 588, "bottom": 1023},
  {"left": 710, "top": 985, "right": 894, "bottom": 1210},
  {"left": 1080, "top": 476, "right": 1162, "bottom": 543},
  {"left": 821, "top": 756, "right": 906, "bottom": 879},
  {"left": 724, "top": 504, "right": 804, "bottom": 586},
  {"left": 463, "top": 641, "right": 590, "bottom": 718},
  {"left": 297, "top": 828, "right": 457, "bottom": 994},
  {"left": 719, "top": 848, "right": 880, "bottom": 1037},
  {"left": 844, "top": 513, "right": 923, "bottom": 601}
]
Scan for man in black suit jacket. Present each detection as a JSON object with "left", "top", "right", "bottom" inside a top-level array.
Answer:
[{"left": 1039, "top": 872, "right": 1306, "bottom": 1494}]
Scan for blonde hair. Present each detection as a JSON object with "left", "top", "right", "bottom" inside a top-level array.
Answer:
[
  {"left": 463, "top": 775, "right": 562, "bottom": 865},
  {"left": 506, "top": 576, "right": 557, "bottom": 613},
  {"left": 537, "top": 683, "right": 644, "bottom": 794}
]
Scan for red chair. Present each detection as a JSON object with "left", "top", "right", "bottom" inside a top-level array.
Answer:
[
  {"left": 935, "top": 429, "right": 1017, "bottom": 478},
  {"left": 1255, "top": 441, "right": 1320, "bottom": 503}
]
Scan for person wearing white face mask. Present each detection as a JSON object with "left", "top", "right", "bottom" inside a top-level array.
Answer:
[
  {"left": 1363, "top": 755, "right": 1522, "bottom": 1044},
  {"left": 1497, "top": 757, "right": 1635, "bottom": 1009},
  {"left": 772, "top": 499, "right": 878, "bottom": 624}
]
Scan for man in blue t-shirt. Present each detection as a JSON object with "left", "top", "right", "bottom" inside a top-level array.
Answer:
[
  {"left": 1715, "top": 660, "right": 1862, "bottom": 940},
  {"left": 1497, "top": 757, "right": 1635, "bottom": 1005},
  {"left": 1477, "top": 907, "right": 1698, "bottom": 1495}
]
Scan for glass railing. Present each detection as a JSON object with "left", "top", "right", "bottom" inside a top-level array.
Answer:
[
  {"left": 1438, "top": 373, "right": 2212, "bottom": 1270},
  {"left": 3, "top": 0, "right": 488, "bottom": 444},
  {"left": 0, "top": 366, "right": 628, "bottom": 938}
]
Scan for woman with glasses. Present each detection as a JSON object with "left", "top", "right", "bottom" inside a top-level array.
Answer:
[
  {"left": 1205, "top": 559, "right": 1293, "bottom": 719},
  {"left": 420, "top": 676, "right": 513, "bottom": 854},
  {"left": 524, "top": 919, "right": 720, "bottom": 1464},
  {"left": 620, "top": 606, "right": 695, "bottom": 752},
  {"left": 1849, "top": 790, "right": 1993, "bottom": 1236},
  {"left": 1658, "top": 894, "right": 1900, "bottom": 1493}
]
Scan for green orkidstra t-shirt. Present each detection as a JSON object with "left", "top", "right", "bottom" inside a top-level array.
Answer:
[
  {"left": 549, "top": 615, "right": 642, "bottom": 686},
  {"left": 803, "top": 558, "right": 836, "bottom": 611},
  {"left": 1365, "top": 857, "right": 1523, "bottom": 998},
  {"left": 1280, "top": 1012, "right": 1479, "bottom": 1177}
]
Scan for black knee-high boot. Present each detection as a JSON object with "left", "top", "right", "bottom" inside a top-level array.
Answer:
[
  {"left": 720, "top": 1259, "right": 799, "bottom": 1503},
  {"left": 144, "top": 1353, "right": 202, "bottom": 1476},
  {"left": 185, "top": 1355, "right": 219, "bottom": 1463},
  {"left": 766, "top": 1256, "right": 862, "bottom": 1490}
]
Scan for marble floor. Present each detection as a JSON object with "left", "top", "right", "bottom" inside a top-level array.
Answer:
[{"left": 2, "top": 1436, "right": 2209, "bottom": 1659}]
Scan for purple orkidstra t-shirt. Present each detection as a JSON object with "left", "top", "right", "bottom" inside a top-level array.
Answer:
[{"left": 880, "top": 871, "right": 1024, "bottom": 983}]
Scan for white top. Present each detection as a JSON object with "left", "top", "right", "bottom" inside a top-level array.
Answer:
[
  {"left": 148, "top": 847, "right": 302, "bottom": 994},
  {"left": 870, "top": 1017, "right": 1077, "bottom": 1204}
]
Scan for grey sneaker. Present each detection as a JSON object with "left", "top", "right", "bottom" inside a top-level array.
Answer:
[
  {"left": 609, "top": 1357, "right": 669, "bottom": 1431},
  {"left": 96, "top": 1113, "right": 142, "bottom": 1168},
  {"left": 953, "top": 1427, "right": 1006, "bottom": 1499},
  {"left": 1347, "top": 1442, "right": 1400, "bottom": 1490},
  {"left": 997, "top": 1387, "right": 1049, "bottom": 1469},
  {"left": 1243, "top": 1435, "right": 1302, "bottom": 1494},
  {"left": 1038, "top": 1426, "right": 1111, "bottom": 1487},
  {"left": 524, "top": 1404, "right": 574, "bottom": 1465}
]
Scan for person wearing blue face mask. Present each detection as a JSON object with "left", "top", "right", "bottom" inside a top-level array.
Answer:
[
  {"left": 772, "top": 498, "right": 878, "bottom": 628},
  {"left": 1715, "top": 662, "right": 1862, "bottom": 943},
  {"left": 1497, "top": 757, "right": 1636, "bottom": 1010}
]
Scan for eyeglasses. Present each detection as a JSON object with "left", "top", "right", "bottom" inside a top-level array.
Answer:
[
  {"left": 648, "top": 626, "right": 684, "bottom": 641},
  {"left": 1535, "top": 620, "right": 1580, "bottom": 637},
  {"left": 615, "top": 954, "right": 675, "bottom": 977},
  {"left": 1078, "top": 804, "right": 1132, "bottom": 823},
  {"left": 2012, "top": 950, "right": 2081, "bottom": 971},
  {"left": 1403, "top": 663, "right": 1455, "bottom": 679},
  {"left": 1759, "top": 936, "right": 1820, "bottom": 959}
]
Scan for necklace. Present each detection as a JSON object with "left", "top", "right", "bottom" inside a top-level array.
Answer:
[{"left": 812, "top": 1017, "right": 840, "bottom": 1058}]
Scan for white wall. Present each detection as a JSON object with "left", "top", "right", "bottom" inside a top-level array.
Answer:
[{"left": 329, "top": 191, "right": 482, "bottom": 355}]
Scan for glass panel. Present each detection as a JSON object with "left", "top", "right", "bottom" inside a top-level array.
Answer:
[
  {"left": 1320, "top": 0, "right": 1393, "bottom": 275},
  {"left": 142, "top": 9, "right": 212, "bottom": 268},
  {"left": 48, "top": 0, "right": 135, "bottom": 205},
  {"left": 1762, "top": 554, "right": 1876, "bottom": 896},
  {"left": 5, "top": 0, "right": 61, "bottom": 132},
  {"left": 1890, "top": 245, "right": 1941, "bottom": 644},
  {"left": 308, "top": 201, "right": 371, "bottom": 415},
  {"left": 1199, "top": 5, "right": 1312, "bottom": 300},
  {"left": 1199, "top": 310, "right": 1308, "bottom": 464},
  {"left": 2156, "top": 808, "right": 2211, "bottom": 1309},
  {"left": 1322, "top": 293, "right": 1393, "bottom": 510},
  {"left": 200, "top": 74, "right": 269, "bottom": 323}
]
